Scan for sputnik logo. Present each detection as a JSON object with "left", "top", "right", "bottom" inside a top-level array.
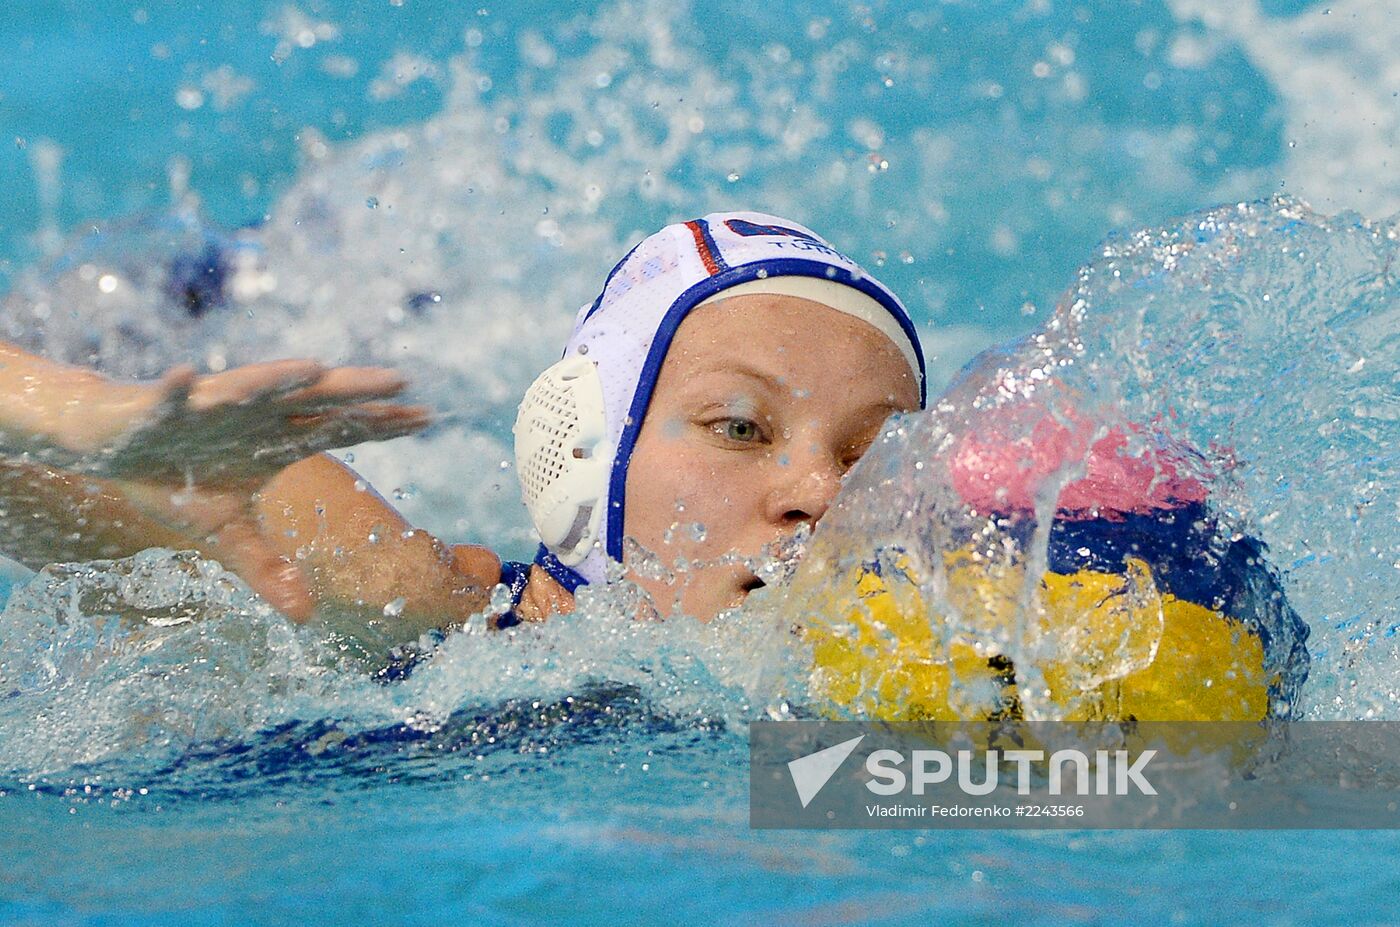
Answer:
[{"left": 787, "top": 735, "right": 865, "bottom": 808}]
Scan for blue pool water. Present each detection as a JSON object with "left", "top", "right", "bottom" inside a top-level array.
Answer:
[{"left": 3, "top": 1, "right": 1400, "bottom": 923}]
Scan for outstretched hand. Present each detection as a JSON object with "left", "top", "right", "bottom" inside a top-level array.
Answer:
[{"left": 33, "top": 359, "right": 430, "bottom": 485}]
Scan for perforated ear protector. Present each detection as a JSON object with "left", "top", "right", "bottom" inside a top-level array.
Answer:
[
  {"left": 512, "top": 355, "right": 610, "bottom": 566},
  {"left": 513, "top": 211, "right": 927, "bottom": 590}
]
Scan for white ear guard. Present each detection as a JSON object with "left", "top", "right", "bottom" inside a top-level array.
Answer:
[{"left": 512, "top": 355, "right": 611, "bottom": 566}]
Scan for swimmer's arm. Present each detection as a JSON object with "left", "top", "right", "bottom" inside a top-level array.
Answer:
[
  {"left": 0, "top": 458, "right": 317, "bottom": 617},
  {"left": 0, "top": 340, "right": 427, "bottom": 481},
  {"left": 0, "top": 453, "right": 502, "bottom": 645},
  {"left": 0, "top": 342, "right": 157, "bottom": 455},
  {"left": 254, "top": 453, "right": 501, "bottom": 645},
  {"left": 0, "top": 461, "right": 187, "bottom": 565}
]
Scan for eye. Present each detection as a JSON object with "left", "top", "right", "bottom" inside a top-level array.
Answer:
[
  {"left": 720, "top": 417, "right": 762, "bottom": 442},
  {"left": 841, "top": 436, "right": 878, "bottom": 470}
]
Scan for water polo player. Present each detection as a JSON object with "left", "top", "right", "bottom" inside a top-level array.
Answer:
[
  {"left": 0, "top": 212, "right": 924, "bottom": 632},
  {"left": 0, "top": 211, "right": 1307, "bottom": 718}
]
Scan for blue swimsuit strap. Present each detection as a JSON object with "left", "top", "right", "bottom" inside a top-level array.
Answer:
[{"left": 492, "top": 559, "right": 533, "bottom": 630}]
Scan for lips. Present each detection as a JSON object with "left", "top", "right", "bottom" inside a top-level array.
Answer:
[
  {"left": 732, "top": 531, "right": 812, "bottom": 601},
  {"left": 740, "top": 554, "right": 797, "bottom": 596},
  {"left": 753, "top": 551, "right": 801, "bottom": 588}
]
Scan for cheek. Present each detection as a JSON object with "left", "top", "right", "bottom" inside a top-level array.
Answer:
[{"left": 624, "top": 434, "right": 759, "bottom": 553}]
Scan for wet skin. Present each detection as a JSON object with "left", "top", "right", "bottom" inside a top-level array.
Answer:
[
  {"left": 617, "top": 293, "right": 920, "bottom": 621},
  {"left": 0, "top": 293, "right": 919, "bottom": 643}
]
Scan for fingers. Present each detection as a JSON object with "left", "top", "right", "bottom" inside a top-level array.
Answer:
[
  {"left": 186, "top": 359, "right": 326, "bottom": 412},
  {"left": 155, "top": 364, "right": 198, "bottom": 403},
  {"left": 285, "top": 403, "right": 433, "bottom": 446},
  {"left": 280, "top": 367, "right": 409, "bottom": 407},
  {"left": 97, "top": 358, "right": 425, "bottom": 489},
  {"left": 337, "top": 402, "right": 433, "bottom": 437},
  {"left": 186, "top": 361, "right": 414, "bottom": 428}
]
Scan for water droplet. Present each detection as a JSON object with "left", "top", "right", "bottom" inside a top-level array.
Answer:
[
  {"left": 175, "top": 86, "right": 205, "bottom": 110},
  {"left": 383, "top": 596, "right": 407, "bottom": 617},
  {"left": 489, "top": 582, "right": 514, "bottom": 613},
  {"left": 365, "top": 196, "right": 379, "bottom": 209},
  {"left": 726, "top": 171, "right": 740, "bottom": 183}
]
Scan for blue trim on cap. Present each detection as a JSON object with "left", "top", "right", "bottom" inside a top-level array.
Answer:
[
  {"left": 581, "top": 242, "right": 642, "bottom": 326},
  {"left": 533, "top": 543, "right": 589, "bottom": 593},
  {"left": 603, "top": 258, "right": 928, "bottom": 563},
  {"left": 721, "top": 218, "right": 821, "bottom": 243}
]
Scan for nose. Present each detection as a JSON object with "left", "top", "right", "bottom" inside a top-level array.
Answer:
[{"left": 765, "top": 446, "right": 844, "bottom": 528}]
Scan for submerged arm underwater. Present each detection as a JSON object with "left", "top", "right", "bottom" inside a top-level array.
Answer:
[{"left": 0, "top": 340, "right": 499, "bottom": 649}]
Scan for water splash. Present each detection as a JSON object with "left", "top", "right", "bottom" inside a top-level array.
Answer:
[
  {"left": 0, "top": 550, "right": 360, "bottom": 776},
  {"left": 0, "top": 546, "right": 763, "bottom": 783},
  {"left": 1066, "top": 197, "right": 1400, "bottom": 718},
  {"left": 2, "top": 197, "right": 1395, "bottom": 783},
  {"left": 774, "top": 196, "right": 1397, "bottom": 722}
]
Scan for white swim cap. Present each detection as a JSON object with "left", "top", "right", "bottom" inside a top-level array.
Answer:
[{"left": 514, "top": 211, "right": 926, "bottom": 589}]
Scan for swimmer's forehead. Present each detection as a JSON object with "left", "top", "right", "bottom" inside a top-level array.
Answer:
[
  {"left": 660, "top": 351, "right": 916, "bottom": 425},
  {"left": 662, "top": 296, "right": 918, "bottom": 407}
]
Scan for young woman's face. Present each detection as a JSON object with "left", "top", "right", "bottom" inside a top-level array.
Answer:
[{"left": 622, "top": 293, "right": 920, "bottom": 620}]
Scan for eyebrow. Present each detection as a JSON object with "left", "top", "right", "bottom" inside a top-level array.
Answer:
[
  {"left": 683, "top": 359, "right": 787, "bottom": 392},
  {"left": 681, "top": 361, "right": 910, "bottom": 420}
]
